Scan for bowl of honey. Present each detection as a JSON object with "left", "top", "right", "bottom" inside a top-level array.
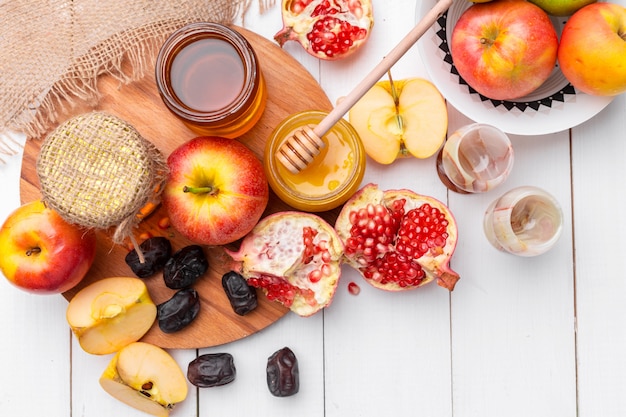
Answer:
[{"left": 155, "top": 22, "right": 267, "bottom": 138}]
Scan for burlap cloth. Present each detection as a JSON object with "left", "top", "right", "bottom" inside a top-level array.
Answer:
[{"left": 0, "top": 0, "right": 274, "bottom": 161}]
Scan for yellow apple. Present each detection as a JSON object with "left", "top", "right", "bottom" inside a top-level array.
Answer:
[
  {"left": 66, "top": 277, "right": 157, "bottom": 355},
  {"left": 558, "top": 2, "right": 626, "bottom": 96},
  {"left": 348, "top": 78, "right": 448, "bottom": 165},
  {"left": 100, "top": 342, "right": 188, "bottom": 417}
]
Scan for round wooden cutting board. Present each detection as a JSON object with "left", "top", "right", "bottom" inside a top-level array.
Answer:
[{"left": 19, "top": 27, "right": 335, "bottom": 349}]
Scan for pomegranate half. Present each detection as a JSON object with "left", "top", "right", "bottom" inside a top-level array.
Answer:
[
  {"left": 274, "top": 0, "right": 374, "bottom": 60},
  {"left": 335, "top": 183, "right": 460, "bottom": 291},
  {"left": 226, "top": 211, "right": 344, "bottom": 317}
]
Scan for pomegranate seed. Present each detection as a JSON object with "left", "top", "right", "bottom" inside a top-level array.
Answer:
[
  {"left": 309, "top": 269, "right": 322, "bottom": 283},
  {"left": 347, "top": 281, "right": 361, "bottom": 295}
]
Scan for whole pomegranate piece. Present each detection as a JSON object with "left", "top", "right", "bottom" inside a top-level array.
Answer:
[
  {"left": 274, "top": 0, "right": 374, "bottom": 60},
  {"left": 335, "top": 183, "right": 460, "bottom": 291},
  {"left": 226, "top": 211, "right": 344, "bottom": 317}
]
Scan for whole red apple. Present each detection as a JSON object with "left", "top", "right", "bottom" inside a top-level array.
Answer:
[
  {"left": 162, "top": 136, "right": 269, "bottom": 246},
  {"left": 451, "top": 0, "right": 558, "bottom": 100},
  {"left": 558, "top": 2, "right": 626, "bottom": 96},
  {"left": 0, "top": 200, "right": 97, "bottom": 294}
]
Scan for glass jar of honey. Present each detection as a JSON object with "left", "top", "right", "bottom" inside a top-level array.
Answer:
[
  {"left": 155, "top": 22, "right": 267, "bottom": 138},
  {"left": 264, "top": 111, "right": 366, "bottom": 212}
]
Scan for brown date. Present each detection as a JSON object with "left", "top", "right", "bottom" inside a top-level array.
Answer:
[
  {"left": 163, "top": 245, "right": 208, "bottom": 289},
  {"left": 157, "top": 288, "right": 200, "bottom": 333},
  {"left": 187, "top": 353, "right": 236, "bottom": 387},
  {"left": 222, "top": 271, "right": 258, "bottom": 316},
  {"left": 125, "top": 236, "right": 172, "bottom": 278},
  {"left": 266, "top": 347, "right": 299, "bottom": 397}
]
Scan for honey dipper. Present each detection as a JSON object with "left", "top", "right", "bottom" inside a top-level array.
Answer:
[{"left": 276, "top": 0, "right": 454, "bottom": 174}]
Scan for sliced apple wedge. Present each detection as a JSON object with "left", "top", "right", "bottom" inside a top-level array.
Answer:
[
  {"left": 349, "top": 77, "right": 448, "bottom": 164},
  {"left": 100, "top": 342, "right": 188, "bottom": 417},
  {"left": 66, "top": 277, "right": 157, "bottom": 355}
]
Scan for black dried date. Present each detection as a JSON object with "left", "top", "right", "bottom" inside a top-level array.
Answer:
[
  {"left": 187, "top": 353, "right": 236, "bottom": 388},
  {"left": 266, "top": 347, "right": 299, "bottom": 397},
  {"left": 163, "top": 245, "right": 208, "bottom": 289},
  {"left": 222, "top": 271, "right": 258, "bottom": 316},
  {"left": 125, "top": 236, "right": 172, "bottom": 278},
  {"left": 157, "top": 288, "right": 200, "bottom": 333}
]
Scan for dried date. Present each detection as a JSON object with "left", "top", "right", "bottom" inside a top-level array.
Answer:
[
  {"left": 125, "top": 236, "right": 172, "bottom": 278},
  {"left": 157, "top": 288, "right": 200, "bottom": 333},
  {"left": 222, "top": 271, "right": 258, "bottom": 316},
  {"left": 187, "top": 353, "right": 236, "bottom": 388},
  {"left": 163, "top": 245, "right": 208, "bottom": 289},
  {"left": 266, "top": 347, "right": 299, "bottom": 397}
]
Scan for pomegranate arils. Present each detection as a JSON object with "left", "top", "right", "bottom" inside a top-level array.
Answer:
[
  {"left": 248, "top": 275, "right": 316, "bottom": 308},
  {"left": 336, "top": 184, "right": 461, "bottom": 291},
  {"left": 364, "top": 252, "right": 426, "bottom": 288},
  {"left": 396, "top": 205, "right": 450, "bottom": 259},
  {"left": 345, "top": 203, "right": 401, "bottom": 263},
  {"left": 347, "top": 281, "right": 361, "bottom": 295},
  {"left": 275, "top": 0, "right": 373, "bottom": 60},
  {"left": 307, "top": 17, "right": 367, "bottom": 58}
]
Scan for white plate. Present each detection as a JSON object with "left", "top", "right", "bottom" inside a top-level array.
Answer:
[{"left": 416, "top": 0, "right": 618, "bottom": 136}]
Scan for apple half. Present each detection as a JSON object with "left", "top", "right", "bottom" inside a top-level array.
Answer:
[
  {"left": 349, "top": 77, "right": 448, "bottom": 164},
  {"left": 66, "top": 277, "right": 157, "bottom": 355},
  {"left": 100, "top": 342, "right": 188, "bottom": 417}
]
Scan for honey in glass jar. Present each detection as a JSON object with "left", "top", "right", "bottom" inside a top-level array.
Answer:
[
  {"left": 155, "top": 22, "right": 267, "bottom": 138},
  {"left": 264, "top": 111, "right": 366, "bottom": 212}
]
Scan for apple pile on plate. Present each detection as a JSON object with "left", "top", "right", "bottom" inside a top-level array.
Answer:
[{"left": 451, "top": 0, "right": 626, "bottom": 100}]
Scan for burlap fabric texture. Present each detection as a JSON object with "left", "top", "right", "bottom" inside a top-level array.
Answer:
[
  {"left": 36, "top": 112, "right": 169, "bottom": 246},
  {"left": 0, "top": 0, "right": 274, "bottom": 160}
]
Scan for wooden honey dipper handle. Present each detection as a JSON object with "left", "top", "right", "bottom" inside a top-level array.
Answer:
[{"left": 277, "top": 0, "right": 454, "bottom": 174}]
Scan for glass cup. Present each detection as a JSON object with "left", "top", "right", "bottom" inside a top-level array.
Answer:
[
  {"left": 483, "top": 186, "right": 563, "bottom": 257},
  {"left": 437, "top": 123, "right": 514, "bottom": 193}
]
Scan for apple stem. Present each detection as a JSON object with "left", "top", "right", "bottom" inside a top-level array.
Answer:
[
  {"left": 26, "top": 247, "right": 41, "bottom": 256},
  {"left": 386, "top": 71, "right": 405, "bottom": 132},
  {"left": 183, "top": 186, "right": 215, "bottom": 195}
]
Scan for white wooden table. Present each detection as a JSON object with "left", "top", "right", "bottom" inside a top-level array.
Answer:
[{"left": 2, "top": 1, "right": 626, "bottom": 416}]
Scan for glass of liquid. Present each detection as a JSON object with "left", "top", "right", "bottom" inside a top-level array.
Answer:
[
  {"left": 483, "top": 186, "right": 563, "bottom": 257},
  {"left": 437, "top": 123, "right": 514, "bottom": 193}
]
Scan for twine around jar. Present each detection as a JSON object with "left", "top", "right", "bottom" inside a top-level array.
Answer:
[{"left": 36, "top": 111, "right": 168, "bottom": 250}]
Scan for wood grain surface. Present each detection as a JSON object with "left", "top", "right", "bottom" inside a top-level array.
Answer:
[{"left": 19, "top": 27, "right": 334, "bottom": 349}]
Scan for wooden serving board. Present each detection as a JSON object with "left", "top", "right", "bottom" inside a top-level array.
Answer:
[{"left": 20, "top": 27, "right": 335, "bottom": 349}]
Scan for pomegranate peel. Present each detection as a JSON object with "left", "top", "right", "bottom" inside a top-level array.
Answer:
[
  {"left": 335, "top": 183, "right": 460, "bottom": 291},
  {"left": 226, "top": 211, "right": 344, "bottom": 317},
  {"left": 274, "top": 0, "right": 374, "bottom": 60}
]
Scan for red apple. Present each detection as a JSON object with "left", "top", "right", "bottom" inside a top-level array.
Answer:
[
  {"left": 558, "top": 2, "right": 626, "bottom": 96},
  {"left": 0, "top": 200, "right": 97, "bottom": 294},
  {"left": 162, "top": 136, "right": 269, "bottom": 246},
  {"left": 451, "top": 0, "right": 558, "bottom": 100}
]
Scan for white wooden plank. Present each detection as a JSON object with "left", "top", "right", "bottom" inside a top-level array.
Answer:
[
  {"left": 447, "top": 107, "right": 577, "bottom": 417},
  {"left": 571, "top": 93, "right": 626, "bottom": 416}
]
